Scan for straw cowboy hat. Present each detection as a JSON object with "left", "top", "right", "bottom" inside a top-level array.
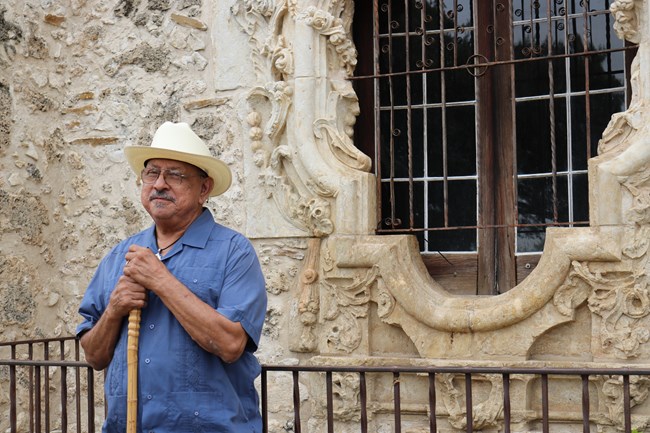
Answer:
[{"left": 124, "top": 121, "right": 232, "bottom": 197}]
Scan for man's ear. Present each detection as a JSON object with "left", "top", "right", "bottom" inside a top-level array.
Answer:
[{"left": 201, "top": 177, "right": 215, "bottom": 201}]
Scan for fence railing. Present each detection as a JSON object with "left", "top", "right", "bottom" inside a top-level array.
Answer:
[
  {"left": 0, "top": 337, "right": 647, "bottom": 433},
  {"left": 261, "top": 364, "right": 644, "bottom": 433},
  {"left": 0, "top": 337, "right": 100, "bottom": 433}
]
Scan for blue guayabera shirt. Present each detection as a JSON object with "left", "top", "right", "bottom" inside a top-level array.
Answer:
[{"left": 76, "top": 209, "right": 268, "bottom": 433}]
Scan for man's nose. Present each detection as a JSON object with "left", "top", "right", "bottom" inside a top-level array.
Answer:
[{"left": 153, "top": 172, "right": 169, "bottom": 188}]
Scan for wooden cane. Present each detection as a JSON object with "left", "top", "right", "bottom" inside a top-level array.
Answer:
[{"left": 127, "top": 308, "right": 141, "bottom": 433}]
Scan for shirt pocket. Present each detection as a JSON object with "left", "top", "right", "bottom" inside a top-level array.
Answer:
[{"left": 177, "top": 266, "right": 224, "bottom": 308}]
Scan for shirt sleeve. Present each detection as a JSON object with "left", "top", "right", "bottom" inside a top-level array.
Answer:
[
  {"left": 216, "top": 235, "right": 267, "bottom": 352},
  {"left": 76, "top": 268, "right": 106, "bottom": 337},
  {"left": 76, "top": 249, "right": 122, "bottom": 338}
]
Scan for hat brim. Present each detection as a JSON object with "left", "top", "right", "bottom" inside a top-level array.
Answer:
[{"left": 124, "top": 146, "right": 232, "bottom": 197}]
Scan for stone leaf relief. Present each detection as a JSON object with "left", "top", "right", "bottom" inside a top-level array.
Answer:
[
  {"left": 553, "top": 261, "right": 595, "bottom": 317},
  {"left": 322, "top": 266, "right": 379, "bottom": 353},
  {"left": 555, "top": 206, "right": 650, "bottom": 360},
  {"left": 598, "top": 374, "right": 650, "bottom": 431},
  {"left": 558, "top": 259, "right": 650, "bottom": 359},
  {"left": 309, "top": 372, "right": 361, "bottom": 422},
  {"left": 622, "top": 171, "right": 650, "bottom": 227},
  {"left": 589, "top": 279, "right": 650, "bottom": 359},
  {"left": 437, "top": 373, "right": 504, "bottom": 431}
]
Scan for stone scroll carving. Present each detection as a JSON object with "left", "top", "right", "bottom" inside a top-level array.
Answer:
[
  {"left": 437, "top": 373, "right": 504, "bottom": 431},
  {"left": 321, "top": 266, "right": 378, "bottom": 354},
  {"left": 555, "top": 260, "right": 650, "bottom": 359},
  {"left": 308, "top": 371, "right": 361, "bottom": 422},
  {"left": 551, "top": 154, "right": 650, "bottom": 359},
  {"left": 234, "top": 0, "right": 373, "bottom": 238},
  {"left": 598, "top": 374, "right": 650, "bottom": 431}
]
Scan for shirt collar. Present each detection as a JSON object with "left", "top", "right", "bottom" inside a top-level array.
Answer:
[
  {"left": 181, "top": 208, "right": 213, "bottom": 249},
  {"left": 147, "top": 208, "right": 214, "bottom": 258}
]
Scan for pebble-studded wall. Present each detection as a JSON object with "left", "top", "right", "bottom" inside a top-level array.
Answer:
[{"left": 0, "top": 1, "right": 252, "bottom": 343}]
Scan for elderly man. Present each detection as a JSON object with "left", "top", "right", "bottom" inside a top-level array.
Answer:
[{"left": 76, "top": 121, "right": 268, "bottom": 432}]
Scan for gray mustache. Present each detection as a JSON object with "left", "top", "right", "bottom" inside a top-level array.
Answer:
[{"left": 149, "top": 192, "right": 175, "bottom": 202}]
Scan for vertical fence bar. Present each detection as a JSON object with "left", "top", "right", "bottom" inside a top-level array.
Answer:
[
  {"left": 326, "top": 371, "right": 334, "bottom": 433},
  {"left": 10, "top": 344, "right": 17, "bottom": 433},
  {"left": 35, "top": 365, "right": 41, "bottom": 433},
  {"left": 293, "top": 370, "right": 301, "bottom": 433},
  {"left": 29, "top": 343, "right": 34, "bottom": 433},
  {"left": 386, "top": 0, "right": 397, "bottom": 230},
  {"left": 542, "top": 373, "right": 549, "bottom": 433},
  {"left": 623, "top": 374, "right": 631, "bottom": 433},
  {"left": 261, "top": 369, "right": 268, "bottom": 433},
  {"left": 465, "top": 373, "right": 472, "bottom": 433},
  {"left": 403, "top": 0, "right": 415, "bottom": 231},
  {"left": 582, "top": 0, "right": 592, "bottom": 156},
  {"left": 44, "top": 342, "right": 50, "bottom": 433},
  {"left": 503, "top": 373, "right": 511, "bottom": 433},
  {"left": 75, "top": 340, "right": 82, "bottom": 433},
  {"left": 393, "top": 372, "right": 401, "bottom": 433},
  {"left": 360, "top": 371, "right": 368, "bottom": 433},
  {"left": 87, "top": 368, "right": 95, "bottom": 433},
  {"left": 428, "top": 372, "right": 437, "bottom": 433},
  {"left": 372, "top": 0, "right": 382, "bottom": 226},
  {"left": 60, "top": 340, "right": 68, "bottom": 433},
  {"left": 582, "top": 374, "right": 590, "bottom": 433}
]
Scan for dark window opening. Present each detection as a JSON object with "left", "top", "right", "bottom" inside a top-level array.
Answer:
[{"left": 352, "top": 0, "right": 635, "bottom": 295}]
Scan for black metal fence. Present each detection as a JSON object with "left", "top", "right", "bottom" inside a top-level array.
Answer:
[
  {"left": 0, "top": 337, "right": 646, "bottom": 433},
  {"left": 0, "top": 337, "right": 99, "bottom": 433}
]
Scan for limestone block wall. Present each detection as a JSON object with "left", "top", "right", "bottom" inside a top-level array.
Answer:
[{"left": 3, "top": 0, "right": 650, "bottom": 432}]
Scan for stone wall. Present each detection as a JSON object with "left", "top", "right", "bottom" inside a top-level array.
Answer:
[
  {"left": 3, "top": 0, "right": 650, "bottom": 432},
  {"left": 0, "top": 0, "right": 248, "bottom": 341}
]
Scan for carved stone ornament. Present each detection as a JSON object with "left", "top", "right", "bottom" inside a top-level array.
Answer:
[
  {"left": 321, "top": 266, "right": 379, "bottom": 354},
  {"left": 290, "top": 238, "right": 321, "bottom": 353},
  {"left": 610, "top": 0, "right": 642, "bottom": 43},
  {"left": 596, "top": 374, "right": 650, "bottom": 430},
  {"left": 437, "top": 373, "right": 504, "bottom": 431},
  {"left": 235, "top": 0, "right": 373, "bottom": 238},
  {"left": 309, "top": 372, "right": 361, "bottom": 422}
]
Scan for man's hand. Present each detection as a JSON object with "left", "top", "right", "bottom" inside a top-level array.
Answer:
[
  {"left": 123, "top": 245, "right": 171, "bottom": 294},
  {"left": 108, "top": 274, "right": 148, "bottom": 317},
  {"left": 80, "top": 245, "right": 151, "bottom": 371},
  {"left": 123, "top": 245, "right": 248, "bottom": 363}
]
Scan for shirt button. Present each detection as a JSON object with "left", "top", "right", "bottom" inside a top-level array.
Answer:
[
  {"left": 147, "top": 395, "right": 153, "bottom": 400},
  {"left": 193, "top": 279, "right": 198, "bottom": 283},
  {"left": 145, "top": 358, "right": 151, "bottom": 364},
  {"left": 194, "top": 411, "right": 199, "bottom": 416},
  {"left": 149, "top": 324, "right": 155, "bottom": 330}
]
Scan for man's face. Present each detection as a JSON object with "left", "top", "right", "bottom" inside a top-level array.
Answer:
[{"left": 140, "top": 158, "right": 213, "bottom": 226}]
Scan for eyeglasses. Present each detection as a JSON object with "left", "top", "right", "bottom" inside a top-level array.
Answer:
[{"left": 140, "top": 168, "right": 205, "bottom": 187}]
